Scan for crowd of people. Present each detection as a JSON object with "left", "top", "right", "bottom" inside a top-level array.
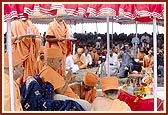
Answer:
[
  {"left": 3, "top": 13, "right": 164, "bottom": 112},
  {"left": 65, "top": 31, "right": 164, "bottom": 78}
]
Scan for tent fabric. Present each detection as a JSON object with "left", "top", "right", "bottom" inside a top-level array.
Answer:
[
  {"left": 4, "top": 4, "right": 63, "bottom": 20},
  {"left": 4, "top": 4, "right": 164, "bottom": 23}
]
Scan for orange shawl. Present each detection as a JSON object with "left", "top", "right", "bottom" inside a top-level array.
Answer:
[
  {"left": 39, "top": 65, "right": 79, "bottom": 99},
  {"left": 4, "top": 73, "right": 23, "bottom": 111},
  {"left": 11, "top": 19, "right": 40, "bottom": 82}
]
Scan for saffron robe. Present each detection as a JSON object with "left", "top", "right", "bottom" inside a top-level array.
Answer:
[
  {"left": 69, "top": 83, "right": 96, "bottom": 103},
  {"left": 4, "top": 73, "right": 23, "bottom": 111},
  {"left": 11, "top": 19, "right": 41, "bottom": 82},
  {"left": 142, "top": 55, "right": 154, "bottom": 73},
  {"left": 39, "top": 65, "right": 79, "bottom": 99},
  {"left": 90, "top": 52, "right": 99, "bottom": 65},
  {"left": 20, "top": 75, "right": 84, "bottom": 111},
  {"left": 73, "top": 54, "right": 87, "bottom": 69},
  {"left": 45, "top": 20, "right": 72, "bottom": 77},
  {"left": 91, "top": 97, "right": 131, "bottom": 111}
]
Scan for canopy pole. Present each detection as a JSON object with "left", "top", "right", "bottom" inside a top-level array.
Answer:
[
  {"left": 153, "top": 17, "right": 157, "bottom": 111},
  {"left": 135, "top": 21, "right": 138, "bottom": 57},
  {"left": 82, "top": 19, "right": 83, "bottom": 34},
  {"left": 106, "top": 16, "right": 110, "bottom": 76},
  {"left": 69, "top": 21, "right": 76, "bottom": 56},
  {"left": 135, "top": 21, "right": 138, "bottom": 38},
  {"left": 111, "top": 16, "right": 114, "bottom": 46},
  {"left": 96, "top": 20, "right": 98, "bottom": 33},
  {"left": 6, "top": 19, "right": 15, "bottom": 111},
  {"left": 74, "top": 21, "right": 77, "bottom": 32}
]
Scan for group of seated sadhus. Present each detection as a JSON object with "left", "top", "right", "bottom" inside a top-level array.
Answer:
[{"left": 4, "top": 47, "right": 131, "bottom": 111}]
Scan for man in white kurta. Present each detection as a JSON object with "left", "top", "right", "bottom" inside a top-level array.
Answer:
[
  {"left": 131, "top": 34, "right": 140, "bottom": 56},
  {"left": 141, "top": 32, "right": 150, "bottom": 44},
  {"left": 66, "top": 53, "right": 79, "bottom": 73},
  {"left": 105, "top": 49, "right": 120, "bottom": 76},
  {"left": 82, "top": 48, "right": 92, "bottom": 68}
]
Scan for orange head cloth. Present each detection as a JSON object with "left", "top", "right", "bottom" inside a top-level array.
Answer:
[
  {"left": 4, "top": 49, "right": 22, "bottom": 68},
  {"left": 77, "top": 48, "right": 83, "bottom": 54},
  {"left": 83, "top": 72, "right": 98, "bottom": 86},
  {"left": 46, "top": 47, "right": 62, "bottom": 58},
  {"left": 100, "top": 77, "right": 119, "bottom": 92}
]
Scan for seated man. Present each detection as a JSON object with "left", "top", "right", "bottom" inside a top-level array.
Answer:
[
  {"left": 105, "top": 48, "right": 120, "bottom": 76},
  {"left": 136, "top": 47, "right": 146, "bottom": 61},
  {"left": 119, "top": 44, "right": 135, "bottom": 78},
  {"left": 91, "top": 77, "right": 131, "bottom": 111},
  {"left": 69, "top": 72, "right": 99, "bottom": 103},
  {"left": 66, "top": 53, "right": 79, "bottom": 74},
  {"left": 82, "top": 48, "right": 93, "bottom": 68},
  {"left": 142, "top": 49, "right": 154, "bottom": 74},
  {"left": 73, "top": 48, "right": 87, "bottom": 69},
  {"left": 39, "top": 47, "right": 79, "bottom": 99},
  {"left": 152, "top": 49, "right": 164, "bottom": 77},
  {"left": 20, "top": 74, "right": 85, "bottom": 111},
  {"left": 90, "top": 47, "right": 99, "bottom": 67},
  {"left": 38, "top": 47, "right": 91, "bottom": 110}
]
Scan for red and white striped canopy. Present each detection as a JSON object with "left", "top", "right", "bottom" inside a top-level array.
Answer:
[{"left": 4, "top": 3, "right": 164, "bottom": 23}]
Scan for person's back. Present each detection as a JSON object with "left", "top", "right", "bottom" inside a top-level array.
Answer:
[
  {"left": 91, "top": 97, "right": 130, "bottom": 111},
  {"left": 91, "top": 77, "right": 131, "bottom": 111}
]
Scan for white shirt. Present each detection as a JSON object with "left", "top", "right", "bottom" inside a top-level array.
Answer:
[
  {"left": 105, "top": 53, "right": 120, "bottom": 67},
  {"left": 82, "top": 53, "right": 92, "bottom": 65},
  {"left": 96, "top": 41, "right": 101, "bottom": 49},
  {"left": 66, "top": 54, "right": 79, "bottom": 73},
  {"left": 141, "top": 35, "right": 150, "bottom": 43},
  {"left": 131, "top": 37, "right": 140, "bottom": 46}
]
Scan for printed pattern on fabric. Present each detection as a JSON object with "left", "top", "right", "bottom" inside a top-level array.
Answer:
[{"left": 20, "top": 74, "right": 85, "bottom": 111}]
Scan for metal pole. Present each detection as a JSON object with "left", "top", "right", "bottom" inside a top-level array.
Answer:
[
  {"left": 106, "top": 16, "right": 110, "bottom": 76},
  {"left": 111, "top": 16, "right": 114, "bottom": 46},
  {"left": 73, "top": 43, "right": 76, "bottom": 56},
  {"left": 82, "top": 19, "right": 83, "bottom": 33},
  {"left": 135, "top": 21, "right": 138, "bottom": 38},
  {"left": 153, "top": 17, "right": 157, "bottom": 111},
  {"left": 135, "top": 21, "right": 138, "bottom": 57},
  {"left": 69, "top": 23, "right": 76, "bottom": 56},
  {"left": 96, "top": 21, "right": 98, "bottom": 33},
  {"left": 6, "top": 19, "right": 15, "bottom": 111}
]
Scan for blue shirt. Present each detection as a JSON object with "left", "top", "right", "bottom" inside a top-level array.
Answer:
[{"left": 120, "top": 49, "right": 134, "bottom": 66}]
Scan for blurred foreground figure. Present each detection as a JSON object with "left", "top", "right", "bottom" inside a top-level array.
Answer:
[
  {"left": 91, "top": 77, "right": 131, "bottom": 111},
  {"left": 69, "top": 72, "right": 99, "bottom": 103},
  {"left": 4, "top": 49, "right": 24, "bottom": 111}
]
